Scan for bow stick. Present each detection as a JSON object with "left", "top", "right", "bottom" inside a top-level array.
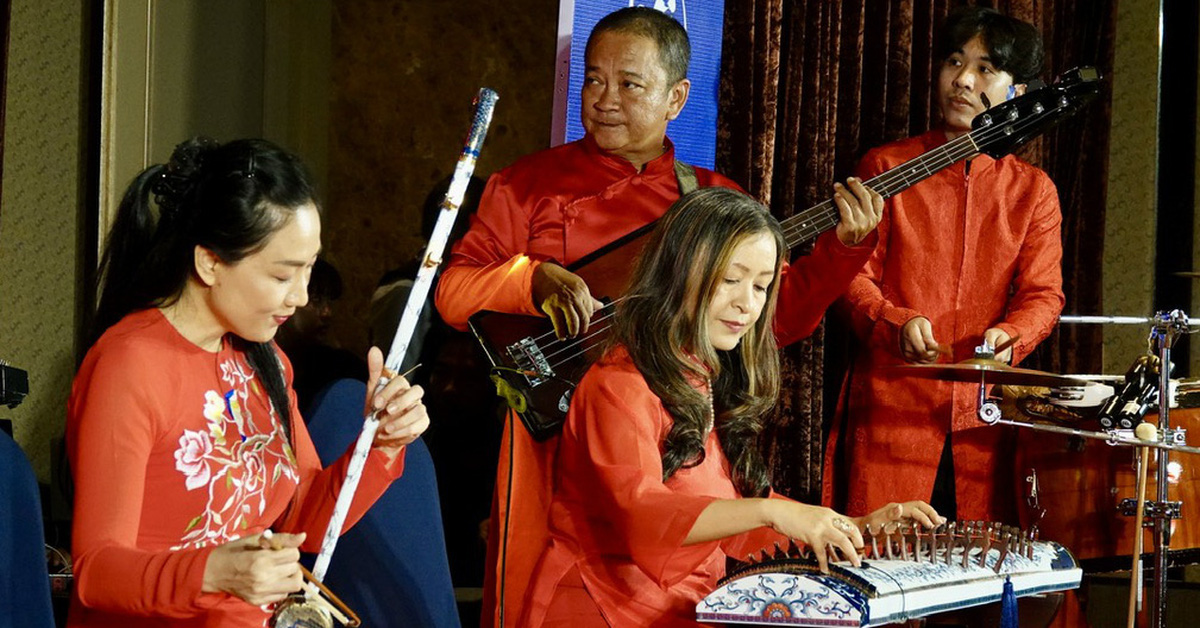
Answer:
[{"left": 310, "top": 87, "right": 499, "bottom": 583}]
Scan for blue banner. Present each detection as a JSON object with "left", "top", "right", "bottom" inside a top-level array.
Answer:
[{"left": 553, "top": 0, "right": 725, "bottom": 169}]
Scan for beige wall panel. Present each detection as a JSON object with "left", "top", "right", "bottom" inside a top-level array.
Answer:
[
  {"left": 263, "top": 0, "right": 332, "bottom": 195},
  {"left": 101, "top": 0, "right": 151, "bottom": 232},
  {"left": 1103, "top": 0, "right": 1160, "bottom": 374},
  {"left": 106, "top": 0, "right": 269, "bottom": 216},
  {"left": 0, "top": 0, "right": 86, "bottom": 481},
  {"left": 148, "top": 0, "right": 265, "bottom": 158}
]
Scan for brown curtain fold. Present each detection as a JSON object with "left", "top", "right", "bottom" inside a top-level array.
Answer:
[{"left": 717, "top": 0, "right": 1115, "bottom": 503}]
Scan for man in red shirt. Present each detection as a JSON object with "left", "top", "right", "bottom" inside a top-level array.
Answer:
[
  {"left": 825, "top": 6, "right": 1065, "bottom": 524},
  {"left": 436, "top": 7, "right": 884, "bottom": 626}
]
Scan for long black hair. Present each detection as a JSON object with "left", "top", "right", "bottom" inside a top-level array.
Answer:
[
  {"left": 615, "top": 187, "right": 785, "bottom": 497},
  {"left": 93, "top": 137, "right": 317, "bottom": 444}
]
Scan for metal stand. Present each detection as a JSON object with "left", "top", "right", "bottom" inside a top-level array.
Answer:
[
  {"left": 1149, "top": 310, "right": 1189, "bottom": 628},
  {"left": 985, "top": 311, "right": 1199, "bottom": 628}
]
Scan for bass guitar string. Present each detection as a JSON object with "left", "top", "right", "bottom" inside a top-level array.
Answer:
[
  {"left": 522, "top": 294, "right": 634, "bottom": 350},
  {"left": 539, "top": 313, "right": 619, "bottom": 366},
  {"left": 779, "top": 103, "right": 1067, "bottom": 245},
  {"left": 540, "top": 113, "right": 1051, "bottom": 375},
  {"left": 524, "top": 301, "right": 619, "bottom": 348},
  {"left": 533, "top": 120, "right": 1012, "bottom": 372}
]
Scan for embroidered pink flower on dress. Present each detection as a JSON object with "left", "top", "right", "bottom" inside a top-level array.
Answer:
[{"left": 174, "top": 429, "right": 214, "bottom": 490}]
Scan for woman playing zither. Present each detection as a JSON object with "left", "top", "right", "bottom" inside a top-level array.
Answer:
[{"left": 520, "top": 187, "right": 942, "bottom": 626}]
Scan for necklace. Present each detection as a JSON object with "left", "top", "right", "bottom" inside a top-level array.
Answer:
[{"left": 705, "top": 377, "right": 715, "bottom": 435}]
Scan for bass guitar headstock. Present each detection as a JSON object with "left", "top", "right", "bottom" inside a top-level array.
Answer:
[{"left": 971, "top": 66, "right": 1102, "bottom": 159}]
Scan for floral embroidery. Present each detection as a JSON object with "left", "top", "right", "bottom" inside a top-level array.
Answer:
[
  {"left": 174, "top": 429, "right": 214, "bottom": 491},
  {"left": 172, "top": 349, "right": 299, "bottom": 549}
]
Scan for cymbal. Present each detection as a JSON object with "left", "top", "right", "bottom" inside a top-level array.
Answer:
[
  {"left": 887, "top": 358, "right": 1088, "bottom": 387},
  {"left": 1175, "top": 271, "right": 1200, "bottom": 279}
]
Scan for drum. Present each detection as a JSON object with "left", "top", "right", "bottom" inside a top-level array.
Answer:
[{"left": 1015, "top": 406, "right": 1200, "bottom": 560}]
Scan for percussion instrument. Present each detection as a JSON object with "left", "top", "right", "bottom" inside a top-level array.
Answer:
[
  {"left": 887, "top": 358, "right": 1088, "bottom": 388},
  {"left": 1015, "top": 406, "right": 1200, "bottom": 561},
  {"left": 1045, "top": 378, "right": 1116, "bottom": 408},
  {"left": 1176, "top": 379, "right": 1200, "bottom": 408},
  {"left": 697, "top": 521, "right": 1081, "bottom": 626}
]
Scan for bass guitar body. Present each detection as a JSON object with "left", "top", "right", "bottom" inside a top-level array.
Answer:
[{"left": 468, "top": 225, "right": 653, "bottom": 440}]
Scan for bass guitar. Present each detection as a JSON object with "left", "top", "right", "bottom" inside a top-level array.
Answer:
[{"left": 470, "top": 67, "right": 1102, "bottom": 441}]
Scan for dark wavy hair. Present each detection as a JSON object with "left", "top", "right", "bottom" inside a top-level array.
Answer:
[
  {"left": 938, "top": 6, "right": 1044, "bottom": 84},
  {"left": 93, "top": 137, "right": 317, "bottom": 445},
  {"left": 614, "top": 187, "right": 785, "bottom": 498},
  {"left": 586, "top": 6, "right": 690, "bottom": 85}
]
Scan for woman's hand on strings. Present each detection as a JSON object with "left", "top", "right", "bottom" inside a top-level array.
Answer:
[
  {"left": 366, "top": 347, "right": 429, "bottom": 460},
  {"left": 832, "top": 177, "right": 884, "bottom": 246},
  {"left": 531, "top": 261, "right": 603, "bottom": 339},
  {"left": 201, "top": 531, "right": 305, "bottom": 606},
  {"left": 765, "top": 502, "right": 864, "bottom": 574},
  {"left": 853, "top": 501, "right": 944, "bottom": 533}
]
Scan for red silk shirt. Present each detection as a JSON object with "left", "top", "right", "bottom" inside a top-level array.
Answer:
[
  {"left": 435, "top": 134, "right": 872, "bottom": 627},
  {"left": 520, "top": 347, "right": 790, "bottom": 627},
  {"left": 825, "top": 130, "right": 1064, "bottom": 522}
]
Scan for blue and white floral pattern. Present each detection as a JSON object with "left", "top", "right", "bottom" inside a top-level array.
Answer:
[{"left": 697, "top": 541, "right": 1081, "bottom": 626}]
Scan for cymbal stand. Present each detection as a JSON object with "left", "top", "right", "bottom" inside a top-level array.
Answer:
[
  {"left": 1147, "top": 310, "right": 1189, "bottom": 628},
  {"left": 973, "top": 341, "right": 1005, "bottom": 424},
  {"left": 1059, "top": 314, "right": 1200, "bottom": 326},
  {"left": 977, "top": 413, "right": 1200, "bottom": 456}
]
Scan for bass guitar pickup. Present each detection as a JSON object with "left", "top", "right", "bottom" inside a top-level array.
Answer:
[{"left": 506, "top": 337, "right": 555, "bottom": 386}]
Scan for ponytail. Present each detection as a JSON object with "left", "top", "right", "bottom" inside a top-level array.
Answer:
[
  {"left": 93, "top": 164, "right": 172, "bottom": 342},
  {"left": 92, "top": 137, "right": 316, "bottom": 447}
]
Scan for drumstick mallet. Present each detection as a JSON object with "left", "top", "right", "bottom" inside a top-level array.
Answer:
[{"left": 1127, "top": 421, "right": 1157, "bottom": 628}]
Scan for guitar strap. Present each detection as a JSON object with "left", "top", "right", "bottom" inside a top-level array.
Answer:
[
  {"left": 674, "top": 159, "right": 699, "bottom": 195},
  {"left": 565, "top": 158, "right": 701, "bottom": 273}
]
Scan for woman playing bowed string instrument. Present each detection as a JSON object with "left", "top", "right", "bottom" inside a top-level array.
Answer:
[{"left": 67, "top": 138, "right": 429, "bottom": 627}]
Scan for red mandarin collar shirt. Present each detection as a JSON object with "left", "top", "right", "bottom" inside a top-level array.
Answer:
[
  {"left": 826, "top": 130, "right": 1064, "bottom": 521},
  {"left": 521, "top": 347, "right": 789, "bottom": 627}
]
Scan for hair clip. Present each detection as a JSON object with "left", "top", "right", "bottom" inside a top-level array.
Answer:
[{"left": 244, "top": 153, "right": 257, "bottom": 179}]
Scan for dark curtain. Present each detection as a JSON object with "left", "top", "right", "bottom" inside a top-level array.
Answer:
[{"left": 716, "top": 0, "right": 1115, "bottom": 503}]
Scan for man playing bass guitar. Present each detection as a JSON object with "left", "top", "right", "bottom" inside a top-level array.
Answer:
[{"left": 434, "top": 7, "right": 883, "bottom": 627}]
